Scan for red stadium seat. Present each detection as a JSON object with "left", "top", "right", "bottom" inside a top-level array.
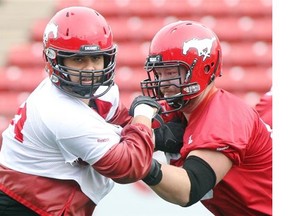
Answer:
[
  {"left": 31, "top": 16, "right": 272, "bottom": 43},
  {"left": 110, "top": 16, "right": 272, "bottom": 42},
  {"left": 55, "top": 0, "right": 271, "bottom": 17},
  {"left": 119, "top": 90, "right": 142, "bottom": 108},
  {"left": 0, "top": 66, "right": 46, "bottom": 92},
  {"left": 221, "top": 41, "right": 272, "bottom": 66},
  {"left": 0, "top": 91, "right": 29, "bottom": 117},
  {"left": 195, "top": 16, "right": 272, "bottom": 42},
  {"left": 216, "top": 66, "right": 272, "bottom": 92},
  {"left": 114, "top": 66, "right": 146, "bottom": 92},
  {"left": 6, "top": 42, "right": 44, "bottom": 68},
  {"left": 116, "top": 41, "right": 272, "bottom": 67},
  {"left": 30, "top": 19, "right": 48, "bottom": 42}
]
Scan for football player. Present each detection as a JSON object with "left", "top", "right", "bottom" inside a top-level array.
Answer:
[{"left": 141, "top": 21, "right": 272, "bottom": 216}]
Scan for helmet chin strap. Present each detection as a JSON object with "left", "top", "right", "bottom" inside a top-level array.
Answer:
[
  {"left": 70, "top": 85, "right": 96, "bottom": 98},
  {"left": 70, "top": 83, "right": 114, "bottom": 99},
  {"left": 165, "top": 81, "right": 200, "bottom": 112},
  {"left": 164, "top": 94, "right": 187, "bottom": 113}
]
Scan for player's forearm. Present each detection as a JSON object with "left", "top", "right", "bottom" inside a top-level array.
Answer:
[
  {"left": 150, "top": 164, "right": 191, "bottom": 206},
  {"left": 92, "top": 123, "right": 154, "bottom": 184},
  {"left": 93, "top": 98, "right": 160, "bottom": 183}
]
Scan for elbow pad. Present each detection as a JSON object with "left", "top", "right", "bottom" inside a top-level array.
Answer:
[{"left": 183, "top": 155, "right": 216, "bottom": 206}]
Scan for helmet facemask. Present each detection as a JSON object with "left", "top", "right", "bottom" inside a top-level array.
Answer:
[
  {"left": 141, "top": 55, "right": 200, "bottom": 113},
  {"left": 45, "top": 45, "right": 117, "bottom": 99}
]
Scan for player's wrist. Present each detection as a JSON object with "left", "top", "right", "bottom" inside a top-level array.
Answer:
[
  {"left": 133, "top": 104, "right": 155, "bottom": 120},
  {"left": 142, "top": 159, "right": 162, "bottom": 186}
]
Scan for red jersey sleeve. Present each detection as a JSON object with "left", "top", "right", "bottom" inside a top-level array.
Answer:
[
  {"left": 92, "top": 123, "right": 154, "bottom": 184},
  {"left": 108, "top": 101, "right": 132, "bottom": 127},
  {"left": 90, "top": 85, "right": 132, "bottom": 127}
]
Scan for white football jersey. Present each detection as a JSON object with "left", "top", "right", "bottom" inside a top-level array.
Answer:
[{"left": 0, "top": 78, "right": 125, "bottom": 204}]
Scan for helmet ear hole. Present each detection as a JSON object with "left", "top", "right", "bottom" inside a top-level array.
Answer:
[{"left": 204, "top": 65, "right": 211, "bottom": 73}]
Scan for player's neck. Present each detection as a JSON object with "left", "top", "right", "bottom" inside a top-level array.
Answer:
[
  {"left": 81, "top": 98, "right": 90, "bottom": 105},
  {"left": 182, "top": 83, "right": 217, "bottom": 120}
]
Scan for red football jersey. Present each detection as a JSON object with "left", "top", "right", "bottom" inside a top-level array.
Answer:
[{"left": 174, "top": 89, "right": 272, "bottom": 216}]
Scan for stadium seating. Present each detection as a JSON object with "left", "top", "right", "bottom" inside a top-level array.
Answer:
[
  {"left": 31, "top": 16, "right": 272, "bottom": 43},
  {"left": 6, "top": 41, "right": 272, "bottom": 68},
  {"left": 0, "top": 0, "right": 272, "bottom": 143},
  {"left": 6, "top": 42, "right": 44, "bottom": 68},
  {"left": 0, "top": 91, "right": 29, "bottom": 117},
  {"left": 54, "top": 0, "right": 272, "bottom": 17},
  {"left": 0, "top": 66, "right": 46, "bottom": 92}
]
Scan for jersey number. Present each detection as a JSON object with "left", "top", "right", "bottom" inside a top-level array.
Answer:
[{"left": 11, "top": 102, "right": 27, "bottom": 143}]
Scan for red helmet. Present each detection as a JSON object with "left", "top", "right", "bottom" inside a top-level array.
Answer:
[
  {"left": 141, "top": 20, "right": 222, "bottom": 112},
  {"left": 43, "top": 6, "right": 117, "bottom": 98}
]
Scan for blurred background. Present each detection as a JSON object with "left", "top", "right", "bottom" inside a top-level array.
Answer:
[{"left": 0, "top": 0, "right": 272, "bottom": 215}]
